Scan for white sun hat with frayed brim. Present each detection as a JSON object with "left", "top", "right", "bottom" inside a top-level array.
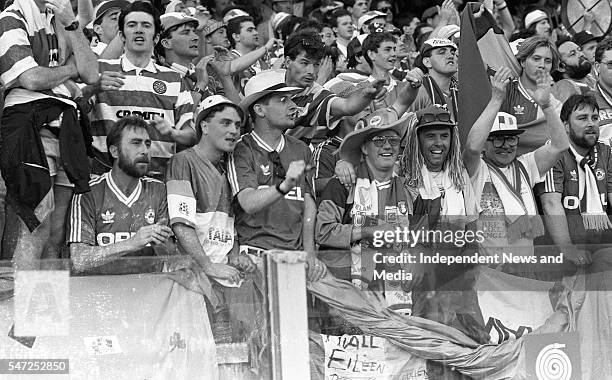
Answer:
[{"left": 239, "top": 70, "right": 302, "bottom": 113}]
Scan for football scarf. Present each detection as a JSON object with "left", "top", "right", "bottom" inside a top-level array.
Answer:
[{"left": 483, "top": 158, "right": 545, "bottom": 242}]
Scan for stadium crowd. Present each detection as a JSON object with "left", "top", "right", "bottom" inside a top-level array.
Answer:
[{"left": 0, "top": 0, "right": 610, "bottom": 377}]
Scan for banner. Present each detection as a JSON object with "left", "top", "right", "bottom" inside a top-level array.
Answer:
[
  {"left": 0, "top": 272, "right": 217, "bottom": 379},
  {"left": 314, "top": 334, "right": 427, "bottom": 380},
  {"left": 474, "top": 267, "right": 555, "bottom": 344}
]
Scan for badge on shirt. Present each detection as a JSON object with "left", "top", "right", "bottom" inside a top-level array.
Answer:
[
  {"left": 596, "top": 168, "right": 605, "bottom": 181},
  {"left": 101, "top": 210, "right": 115, "bottom": 224},
  {"left": 570, "top": 170, "right": 577, "bottom": 181},
  {"left": 145, "top": 208, "right": 156, "bottom": 224},
  {"left": 397, "top": 201, "right": 407, "bottom": 215},
  {"left": 260, "top": 164, "right": 271, "bottom": 176},
  {"left": 153, "top": 80, "right": 167, "bottom": 94},
  {"left": 513, "top": 104, "right": 525, "bottom": 115}
]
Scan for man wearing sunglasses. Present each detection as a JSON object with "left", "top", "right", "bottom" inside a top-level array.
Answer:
[
  {"left": 316, "top": 107, "right": 417, "bottom": 319},
  {"left": 463, "top": 67, "right": 570, "bottom": 262},
  {"left": 227, "top": 69, "right": 327, "bottom": 282}
]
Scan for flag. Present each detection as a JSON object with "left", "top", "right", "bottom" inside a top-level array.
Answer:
[{"left": 457, "top": 2, "right": 520, "bottom": 147}]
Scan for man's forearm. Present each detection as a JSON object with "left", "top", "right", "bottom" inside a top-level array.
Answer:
[
  {"left": 99, "top": 33, "right": 124, "bottom": 59},
  {"left": 219, "top": 74, "right": 241, "bottom": 104},
  {"left": 331, "top": 93, "right": 371, "bottom": 117},
  {"left": 540, "top": 194, "right": 573, "bottom": 246},
  {"left": 543, "top": 105, "right": 570, "bottom": 152},
  {"left": 172, "top": 125, "right": 197, "bottom": 146},
  {"left": 237, "top": 187, "right": 285, "bottom": 214},
  {"left": 18, "top": 65, "right": 75, "bottom": 91},
  {"left": 70, "top": 241, "right": 138, "bottom": 271},
  {"left": 65, "top": 30, "right": 99, "bottom": 84},
  {"left": 172, "top": 223, "right": 213, "bottom": 270},
  {"left": 302, "top": 194, "right": 316, "bottom": 253},
  {"left": 230, "top": 46, "right": 267, "bottom": 73}
]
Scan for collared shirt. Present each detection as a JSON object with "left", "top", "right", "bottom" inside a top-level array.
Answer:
[
  {"left": 89, "top": 54, "right": 195, "bottom": 177},
  {"left": 66, "top": 171, "right": 168, "bottom": 274},
  {"left": 227, "top": 131, "right": 313, "bottom": 250}
]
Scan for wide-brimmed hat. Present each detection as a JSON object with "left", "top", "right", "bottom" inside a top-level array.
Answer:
[
  {"left": 414, "top": 105, "right": 456, "bottom": 130},
  {"left": 339, "top": 107, "right": 408, "bottom": 167},
  {"left": 223, "top": 8, "right": 250, "bottom": 23},
  {"left": 239, "top": 70, "right": 302, "bottom": 113},
  {"left": 194, "top": 95, "right": 243, "bottom": 126},
  {"left": 489, "top": 112, "right": 524, "bottom": 136}
]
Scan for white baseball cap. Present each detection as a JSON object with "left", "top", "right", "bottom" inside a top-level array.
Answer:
[
  {"left": 195, "top": 95, "right": 243, "bottom": 126},
  {"left": 489, "top": 112, "right": 523, "bottom": 136},
  {"left": 239, "top": 70, "right": 302, "bottom": 112}
]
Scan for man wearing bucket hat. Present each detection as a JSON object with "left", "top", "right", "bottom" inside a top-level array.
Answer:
[
  {"left": 315, "top": 107, "right": 421, "bottom": 317},
  {"left": 463, "top": 67, "right": 569, "bottom": 260},
  {"left": 167, "top": 95, "right": 253, "bottom": 285},
  {"left": 227, "top": 69, "right": 327, "bottom": 282},
  {"left": 357, "top": 10, "right": 386, "bottom": 34}
]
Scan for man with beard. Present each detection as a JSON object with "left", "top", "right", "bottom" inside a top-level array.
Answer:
[
  {"left": 227, "top": 69, "right": 327, "bottom": 282},
  {"left": 552, "top": 37, "right": 596, "bottom": 103},
  {"left": 67, "top": 116, "right": 174, "bottom": 274},
  {"left": 167, "top": 95, "right": 252, "bottom": 286},
  {"left": 463, "top": 68, "right": 570, "bottom": 260},
  {"left": 537, "top": 94, "right": 612, "bottom": 264}
]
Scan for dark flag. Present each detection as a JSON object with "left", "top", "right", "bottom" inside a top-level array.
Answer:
[{"left": 457, "top": 2, "right": 521, "bottom": 147}]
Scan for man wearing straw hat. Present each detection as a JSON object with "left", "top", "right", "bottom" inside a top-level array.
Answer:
[{"left": 227, "top": 69, "right": 326, "bottom": 282}]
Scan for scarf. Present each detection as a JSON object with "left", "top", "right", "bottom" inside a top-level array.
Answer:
[
  {"left": 569, "top": 145, "right": 610, "bottom": 231},
  {"left": 349, "top": 162, "right": 413, "bottom": 314},
  {"left": 419, "top": 166, "right": 466, "bottom": 217},
  {"left": 349, "top": 162, "right": 411, "bottom": 289},
  {"left": 423, "top": 75, "right": 458, "bottom": 121},
  {"left": 483, "top": 158, "right": 545, "bottom": 242}
]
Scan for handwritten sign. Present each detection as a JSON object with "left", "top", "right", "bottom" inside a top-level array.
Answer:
[{"left": 322, "top": 334, "right": 427, "bottom": 379}]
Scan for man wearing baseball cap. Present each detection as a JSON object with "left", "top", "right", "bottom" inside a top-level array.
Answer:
[
  {"left": 227, "top": 70, "right": 327, "bottom": 282},
  {"left": 412, "top": 38, "right": 459, "bottom": 119},
  {"left": 167, "top": 95, "right": 253, "bottom": 286},
  {"left": 463, "top": 67, "right": 569, "bottom": 260},
  {"left": 573, "top": 30, "right": 602, "bottom": 65},
  {"left": 90, "top": 0, "right": 129, "bottom": 56}
]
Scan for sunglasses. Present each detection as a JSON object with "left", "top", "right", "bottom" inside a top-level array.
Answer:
[
  {"left": 378, "top": 6, "right": 392, "bottom": 12},
  {"left": 487, "top": 135, "right": 519, "bottom": 148},
  {"left": 268, "top": 151, "right": 286, "bottom": 181},
  {"left": 369, "top": 135, "right": 401, "bottom": 147},
  {"left": 418, "top": 112, "right": 452, "bottom": 125}
]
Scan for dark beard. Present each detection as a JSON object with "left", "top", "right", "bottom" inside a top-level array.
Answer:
[
  {"left": 117, "top": 150, "right": 148, "bottom": 178},
  {"left": 565, "top": 60, "right": 592, "bottom": 80},
  {"left": 569, "top": 128, "right": 597, "bottom": 150}
]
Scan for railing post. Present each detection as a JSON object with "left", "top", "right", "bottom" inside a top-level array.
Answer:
[{"left": 266, "top": 250, "right": 310, "bottom": 380}]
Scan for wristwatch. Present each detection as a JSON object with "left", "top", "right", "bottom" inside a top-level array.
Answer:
[
  {"left": 65, "top": 20, "right": 80, "bottom": 31},
  {"left": 192, "top": 84, "right": 210, "bottom": 97}
]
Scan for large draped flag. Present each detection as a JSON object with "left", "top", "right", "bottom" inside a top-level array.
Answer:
[{"left": 457, "top": 3, "right": 521, "bottom": 147}]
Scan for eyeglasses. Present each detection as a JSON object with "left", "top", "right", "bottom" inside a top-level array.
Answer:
[
  {"left": 378, "top": 6, "right": 392, "bottom": 12},
  {"left": 601, "top": 61, "right": 612, "bottom": 69},
  {"left": 417, "top": 112, "right": 452, "bottom": 125},
  {"left": 268, "top": 151, "right": 286, "bottom": 181},
  {"left": 369, "top": 136, "right": 401, "bottom": 147},
  {"left": 487, "top": 135, "right": 519, "bottom": 148}
]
